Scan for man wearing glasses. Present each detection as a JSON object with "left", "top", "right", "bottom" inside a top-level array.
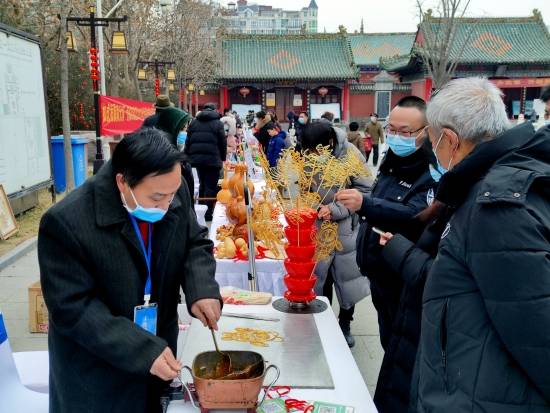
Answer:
[{"left": 336, "top": 96, "right": 435, "bottom": 354}]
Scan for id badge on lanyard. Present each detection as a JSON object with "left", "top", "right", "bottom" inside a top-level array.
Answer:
[{"left": 129, "top": 216, "right": 158, "bottom": 335}]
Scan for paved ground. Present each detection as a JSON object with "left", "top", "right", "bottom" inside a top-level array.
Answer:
[{"left": 0, "top": 247, "right": 384, "bottom": 397}]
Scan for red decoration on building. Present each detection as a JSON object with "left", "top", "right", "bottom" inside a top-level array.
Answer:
[
  {"left": 318, "top": 87, "right": 329, "bottom": 97},
  {"left": 239, "top": 86, "right": 250, "bottom": 97}
]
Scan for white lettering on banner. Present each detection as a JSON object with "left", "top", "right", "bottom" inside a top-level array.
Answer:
[{"left": 399, "top": 181, "right": 412, "bottom": 189}]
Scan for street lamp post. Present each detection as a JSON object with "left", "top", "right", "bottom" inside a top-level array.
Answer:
[
  {"left": 67, "top": 7, "right": 127, "bottom": 174},
  {"left": 137, "top": 60, "right": 176, "bottom": 97}
]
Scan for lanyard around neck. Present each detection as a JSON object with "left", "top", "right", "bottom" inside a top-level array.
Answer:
[{"left": 129, "top": 215, "right": 153, "bottom": 305}]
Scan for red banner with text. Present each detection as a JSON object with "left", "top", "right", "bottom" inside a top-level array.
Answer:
[{"left": 100, "top": 95, "right": 155, "bottom": 136}]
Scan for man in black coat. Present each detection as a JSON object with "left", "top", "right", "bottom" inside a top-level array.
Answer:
[
  {"left": 336, "top": 96, "right": 435, "bottom": 354},
  {"left": 413, "top": 77, "right": 550, "bottom": 412},
  {"left": 184, "top": 103, "right": 226, "bottom": 221},
  {"left": 38, "top": 129, "right": 222, "bottom": 413}
]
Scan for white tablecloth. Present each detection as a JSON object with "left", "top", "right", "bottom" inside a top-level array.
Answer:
[
  {"left": 170, "top": 297, "right": 377, "bottom": 412},
  {"left": 209, "top": 200, "right": 287, "bottom": 296}
]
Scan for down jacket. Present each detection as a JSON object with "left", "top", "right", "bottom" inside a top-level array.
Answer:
[
  {"left": 185, "top": 109, "right": 226, "bottom": 168},
  {"left": 414, "top": 122, "right": 550, "bottom": 412},
  {"left": 313, "top": 128, "right": 373, "bottom": 310}
]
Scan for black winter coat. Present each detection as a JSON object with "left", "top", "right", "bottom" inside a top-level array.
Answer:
[
  {"left": 142, "top": 113, "right": 160, "bottom": 128},
  {"left": 375, "top": 201, "right": 453, "bottom": 413},
  {"left": 356, "top": 146, "right": 435, "bottom": 350},
  {"left": 185, "top": 109, "right": 226, "bottom": 168},
  {"left": 38, "top": 162, "right": 221, "bottom": 413},
  {"left": 415, "top": 123, "right": 550, "bottom": 412}
]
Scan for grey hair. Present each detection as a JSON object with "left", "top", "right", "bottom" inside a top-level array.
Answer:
[{"left": 427, "top": 77, "right": 510, "bottom": 144}]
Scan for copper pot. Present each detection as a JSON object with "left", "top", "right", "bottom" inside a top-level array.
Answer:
[{"left": 182, "top": 350, "right": 280, "bottom": 410}]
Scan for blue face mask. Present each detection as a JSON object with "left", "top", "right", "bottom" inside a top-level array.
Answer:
[
  {"left": 177, "top": 131, "right": 187, "bottom": 145},
  {"left": 432, "top": 133, "right": 452, "bottom": 178},
  {"left": 298, "top": 117, "right": 306, "bottom": 125},
  {"left": 429, "top": 164, "right": 444, "bottom": 182},
  {"left": 386, "top": 133, "right": 418, "bottom": 157},
  {"left": 122, "top": 189, "right": 168, "bottom": 223},
  {"left": 545, "top": 119, "right": 550, "bottom": 126}
]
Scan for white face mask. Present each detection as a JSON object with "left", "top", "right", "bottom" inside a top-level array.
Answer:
[{"left": 370, "top": 117, "right": 377, "bottom": 123}]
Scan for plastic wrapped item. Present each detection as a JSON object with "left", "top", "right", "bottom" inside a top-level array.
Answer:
[{"left": 221, "top": 287, "right": 272, "bottom": 305}]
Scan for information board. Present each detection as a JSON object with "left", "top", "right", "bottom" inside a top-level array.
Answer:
[{"left": 0, "top": 25, "right": 51, "bottom": 197}]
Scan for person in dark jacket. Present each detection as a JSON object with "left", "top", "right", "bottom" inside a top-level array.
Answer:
[
  {"left": 38, "top": 128, "right": 222, "bottom": 413},
  {"left": 185, "top": 103, "right": 226, "bottom": 221},
  {"left": 347, "top": 121, "right": 367, "bottom": 158},
  {"left": 156, "top": 107, "right": 194, "bottom": 196},
  {"left": 372, "top": 180, "right": 452, "bottom": 412},
  {"left": 142, "top": 94, "right": 174, "bottom": 128},
  {"left": 253, "top": 110, "right": 273, "bottom": 153},
  {"left": 295, "top": 111, "right": 310, "bottom": 150},
  {"left": 409, "top": 77, "right": 550, "bottom": 413},
  {"left": 266, "top": 122, "right": 287, "bottom": 167},
  {"left": 336, "top": 96, "right": 435, "bottom": 352}
]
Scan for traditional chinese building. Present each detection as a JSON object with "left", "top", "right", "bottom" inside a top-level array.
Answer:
[
  {"left": 196, "top": 10, "right": 550, "bottom": 123},
  {"left": 382, "top": 10, "right": 550, "bottom": 118},
  {"left": 347, "top": 32, "right": 416, "bottom": 121},
  {"left": 215, "top": 33, "right": 358, "bottom": 122}
]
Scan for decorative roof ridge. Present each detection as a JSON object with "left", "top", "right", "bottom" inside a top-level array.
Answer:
[
  {"left": 343, "top": 37, "right": 360, "bottom": 77},
  {"left": 532, "top": 9, "right": 550, "bottom": 44},
  {"left": 422, "top": 13, "right": 541, "bottom": 25},
  {"left": 380, "top": 53, "right": 413, "bottom": 64},
  {"left": 220, "top": 33, "right": 348, "bottom": 41},
  {"left": 348, "top": 32, "right": 416, "bottom": 37}
]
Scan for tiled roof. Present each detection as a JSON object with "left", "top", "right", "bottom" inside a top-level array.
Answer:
[
  {"left": 349, "top": 33, "right": 416, "bottom": 66},
  {"left": 220, "top": 34, "right": 358, "bottom": 81},
  {"left": 381, "top": 13, "right": 550, "bottom": 72},
  {"left": 422, "top": 13, "right": 550, "bottom": 64}
]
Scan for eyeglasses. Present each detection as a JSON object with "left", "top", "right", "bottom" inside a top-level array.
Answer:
[{"left": 384, "top": 125, "right": 427, "bottom": 138}]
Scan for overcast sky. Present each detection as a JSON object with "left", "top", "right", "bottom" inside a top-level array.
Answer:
[{"left": 219, "top": 0, "right": 550, "bottom": 33}]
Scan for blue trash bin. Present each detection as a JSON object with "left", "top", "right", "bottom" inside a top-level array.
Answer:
[{"left": 50, "top": 136, "right": 88, "bottom": 193}]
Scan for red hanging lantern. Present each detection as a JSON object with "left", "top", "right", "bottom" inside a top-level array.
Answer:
[
  {"left": 154, "top": 78, "right": 160, "bottom": 96},
  {"left": 239, "top": 86, "right": 250, "bottom": 97},
  {"left": 318, "top": 87, "right": 329, "bottom": 97},
  {"left": 89, "top": 48, "right": 100, "bottom": 82}
]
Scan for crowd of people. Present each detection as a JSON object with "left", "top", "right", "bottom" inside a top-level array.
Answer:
[{"left": 37, "top": 78, "right": 550, "bottom": 413}]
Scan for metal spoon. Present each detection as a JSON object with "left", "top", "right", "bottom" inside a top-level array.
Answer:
[{"left": 210, "top": 328, "right": 232, "bottom": 378}]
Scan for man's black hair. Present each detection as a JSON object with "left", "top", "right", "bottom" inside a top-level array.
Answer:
[
  {"left": 301, "top": 122, "right": 337, "bottom": 151},
  {"left": 204, "top": 102, "right": 217, "bottom": 110},
  {"left": 256, "top": 110, "right": 266, "bottom": 119},
  {"left": 265, "top": 122, "right": 277, "bottom": 131},
  {"left": 396, "top": 95, "right": 427, "bottom": 112},
  {"left": 541, "top": 85, "right": 550, "bottom": 103},
  {"left": 349, "top": 121, "right": 359, "bottom": 131},
  {"left": 299, "top": 111, "right": 309, "bottom": 118},
  {"left": 224, "top": 108, "right": 232, "bottom": 115},
  {"left": 112, "top": 128, "right": 185, "bottom": 188},
  {"left": 321, "top": 111, "right": 335, "bottom": 122}
]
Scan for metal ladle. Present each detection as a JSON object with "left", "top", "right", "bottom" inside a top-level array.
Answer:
[{"left": 210, "top": 327, "right": 232, "bottom": 378}]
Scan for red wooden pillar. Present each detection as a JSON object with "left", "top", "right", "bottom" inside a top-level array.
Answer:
[
  {"left": 220, "top": 86, "right": 229, "bottom": 112},
  {"left": 219, "top": 86, "right": 225, "bottom": 113},
  {"left": 342, "top": 83, "right": 350, "bottom": 122},
  {"left": 424, "top": 77, "right": 433, "bottom": 101}
]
